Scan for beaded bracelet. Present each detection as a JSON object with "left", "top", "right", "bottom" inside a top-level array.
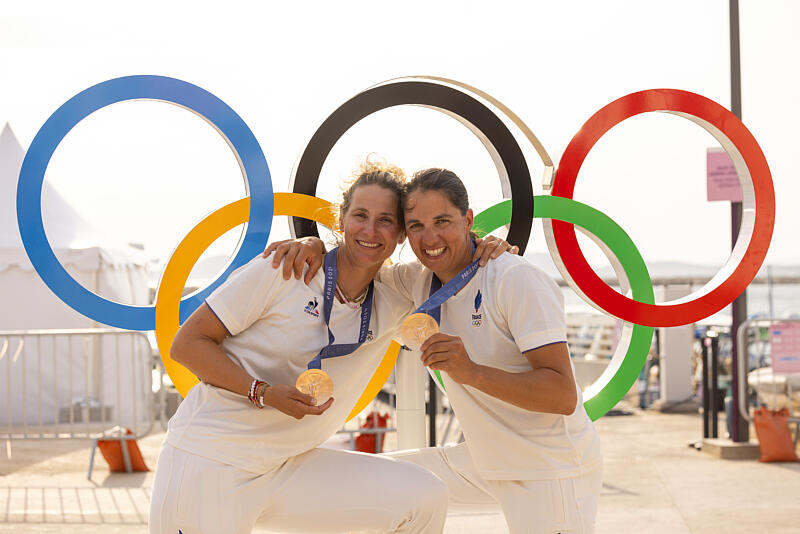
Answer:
[
  {"left": 256, "top": 381, "right": 269, "bottom": 409},
  {"left": 247, "top": 379, "right": 268, "bottom": 409}
]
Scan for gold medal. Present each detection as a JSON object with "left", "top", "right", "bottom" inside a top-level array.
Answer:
[
  {"left": 400, "top": 313, "right": 439, "bottom": 351},
  {"left": 296, "top": 369, "right": 334, "bottom": 405}
]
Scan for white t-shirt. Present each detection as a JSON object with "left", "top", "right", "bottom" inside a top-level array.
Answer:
[
  {"left": 165, "top": 255, "right": 413, "bottom": 474},
  {"left": 383, "top": 254, "right": 603, "bottom": 481}
]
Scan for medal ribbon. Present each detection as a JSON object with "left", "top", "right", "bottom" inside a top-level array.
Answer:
[
  {"left": 415, "top": 242, "right": 479, "bottom": 324},
  {"left": 307, "top": 247, "right": 374, "bottom": 370}
]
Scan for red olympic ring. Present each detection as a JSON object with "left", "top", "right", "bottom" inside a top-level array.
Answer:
[{"left": 550, "top": 89, "right": 775, "bottom": 327}]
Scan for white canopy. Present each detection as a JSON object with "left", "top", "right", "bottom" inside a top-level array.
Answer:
[{"left": 1, "top": 122, "right": 152, "bottom": 429}]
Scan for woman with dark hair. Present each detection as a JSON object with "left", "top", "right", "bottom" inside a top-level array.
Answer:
[
  {"left": 269, "top": 168, "right": 602, "bottom": 534},
  {"left": 390, "top": 168, "right": 602, "bottom": 534}
]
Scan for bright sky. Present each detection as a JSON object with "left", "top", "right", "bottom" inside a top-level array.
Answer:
[{"left": 2, "top": 1, "right": 798, "bottom": 283}]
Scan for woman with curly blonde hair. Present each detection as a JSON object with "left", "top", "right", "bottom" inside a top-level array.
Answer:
[{"left": 149, "top": 160, "right": 452, "bottom": 534}]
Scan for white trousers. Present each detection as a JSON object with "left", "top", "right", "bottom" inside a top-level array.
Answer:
[
  {"left": 387, "top": 443, "right": 602, "bottom": 534},
  {"left": 149, "top": 442, "right": 448, "bottom": 534}
]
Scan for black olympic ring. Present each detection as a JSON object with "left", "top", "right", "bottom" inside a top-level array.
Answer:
[{"left": 288, "top": 79, "right": 535, "bottom": 254}]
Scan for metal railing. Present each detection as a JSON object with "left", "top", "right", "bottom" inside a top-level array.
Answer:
[
  {"left": 736, "top": 319, "right": 800, "bottom": 442},
  {"left": 1, "top": 329, "right": 157, "bottom": 442},
  {"left": 566, "top": 314, "right": 618, "bottom": 360}
]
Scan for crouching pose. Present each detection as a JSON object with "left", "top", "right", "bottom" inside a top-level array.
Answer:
[{"left": 149, "top": 162, "right": 450, "bottom": 534}]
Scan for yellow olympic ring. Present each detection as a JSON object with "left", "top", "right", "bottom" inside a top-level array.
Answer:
[{"left": 154, "top": 192, "right": 401, "bottom": 422}]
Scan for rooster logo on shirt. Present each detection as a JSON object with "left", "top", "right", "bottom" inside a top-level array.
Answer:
[
  {"left": 472, "top": 290, "right": 483, "bottom": 327},
  {"left": 304, "top": 297, "right": 320, "bottom": 318}
]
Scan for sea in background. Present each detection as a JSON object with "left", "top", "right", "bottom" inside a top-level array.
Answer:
[
  {"left": 562, "top": 283, "right": 800, "bottom": 322},
  {"left": 517, "top": 252, "right": 800, "bottom": 323}
]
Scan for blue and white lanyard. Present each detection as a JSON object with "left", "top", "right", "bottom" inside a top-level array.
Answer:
[
  {"left": 414, "top": 242, "right": 479, "bottom": 324},
  {"left": 306, "top": 247, "right": 374, "bottom": 370}
]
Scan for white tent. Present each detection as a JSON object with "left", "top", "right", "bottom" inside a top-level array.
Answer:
[{"left": 0, "top": 122, "right": 153, "bottom": 431}]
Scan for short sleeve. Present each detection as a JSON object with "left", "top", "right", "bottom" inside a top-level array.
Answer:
[
  {"left": 495, "top": 263, "right": 567, "bottom": 353},
  {"left": 205, "top": 255, "right": 281, "bottom": 336},
  {"left": 376, "top": 261, "right": 421, "bottom": 306}
]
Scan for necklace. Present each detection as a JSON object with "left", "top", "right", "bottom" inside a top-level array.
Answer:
[
  {"left": 335, "top": 283, "right": 368, "bottom": 309},
  {"left": 334, "top": 253, "right": 369, "bottom": 309}
]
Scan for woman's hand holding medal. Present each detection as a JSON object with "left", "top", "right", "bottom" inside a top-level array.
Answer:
[
  {"left": 419, "top": 333, "right": 478, "bottom": 386},
  {"left": 262, "top": 384, "right": 334, "bottom": 419},
  {"left": 296, "top": 369, "right": 335, "bottom": 405},
  {"left": 401, "top": 314, "right": 479, "bottom": 385}
]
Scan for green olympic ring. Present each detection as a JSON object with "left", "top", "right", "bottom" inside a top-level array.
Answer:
[{"left": 429, "top": 195, "right": 655, "bottom": 421}]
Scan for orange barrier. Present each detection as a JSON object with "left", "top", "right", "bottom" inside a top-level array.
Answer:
[
  {"left": 355, "top": 412, "right": 390, "bottom": 453},
  {"left": 753, "top": 407, "right": 799, "bottom": 463},
  {"left": 95, "top": 427, "right": 149, "bottom": 473}
]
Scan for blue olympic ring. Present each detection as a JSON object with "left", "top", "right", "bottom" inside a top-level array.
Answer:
[{"left": 16, "top": 75, "right": 273, "bottom": 330}]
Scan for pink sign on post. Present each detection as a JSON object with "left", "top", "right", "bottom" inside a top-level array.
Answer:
[
  {"left": 706, "top": 147, "right": 742, "bottom": 202},
  {"left": 770, "top": 322, "right": 800, "bottom": 374}
]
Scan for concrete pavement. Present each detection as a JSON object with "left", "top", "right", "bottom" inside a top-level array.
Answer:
[{"left": 2, "top": 407, "right": 798, "bottom": 533}]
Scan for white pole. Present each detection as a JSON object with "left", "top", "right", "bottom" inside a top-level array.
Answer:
[{"left": 395, "top": 348, "right": 427, "bottom": 449}]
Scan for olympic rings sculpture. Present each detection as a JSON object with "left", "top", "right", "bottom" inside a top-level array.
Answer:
[{"left": 16, "top": 75, "right": 775, "bottom": 422}]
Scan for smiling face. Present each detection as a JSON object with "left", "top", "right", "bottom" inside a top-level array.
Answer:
[
  {"left": 339, "top": 183, "right": 404, "bottom": 269},
  {"left": 404, "top": 189, "right": 474, "bottom": 283}
]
